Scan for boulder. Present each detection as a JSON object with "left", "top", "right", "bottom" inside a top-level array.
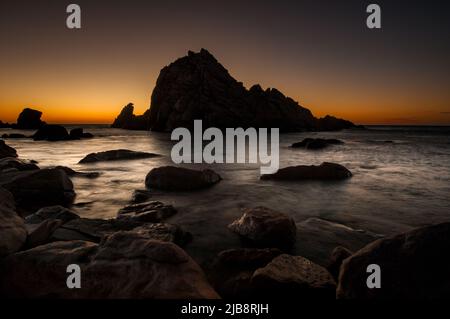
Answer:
[
  {"left": 54, "top": 166, "right": 100, "bottom": 179},
  {"left": 79, "top": 149, "right": 158, "bottom": 163},
  {"left": 15, "top": 108, "right": 45, "bottom": 129},
  {"left": 326, "top": 246, "right": 353, "bottom": 281},
  {"left": 25, "top": 205, "right": 80, "bottom": 225},
  {"left": 251, "top": 254, "right": 336, "bottom": 299},
  {"left": 0, "top": 140, "right": 17, "bottom": 159},
  {"left": 2, "top": 133, "right": 28, "bottom": 139},
  {"left": 145, "top": 166, "right": 221, "bottom": 191},
  {"left": 0, "top": 188, "right": 27, "bottom": 257},
  {"left": 261, "top": 162, "right": 352, "bottom": 181},
  {"left": 337, "top": 222, "right": 450, "bottom": 299},
  {"left": 32, "top": 124, "right": 70, "bottom": 141},
  {"left": 25, "top": 219, "right": 63, "bottom": 249},
  {"left": 130, "top": 189, "right": 153, "bottom": 203},
  {"left": 0, "top": 157, "right": 39, "bottom": 173},
  {"left": 69, "top": 128, "right": 94, "bottom": 139},
  {"left": 228, "top": 207, "right": 297, "bottom": 249},
  {"left": 0, "top": 168, "right": 75, "bottom": 213},
  {"left": 0, "top": 235, "right": 219, "bottom": 298},
  {"left": 117, "top": 201, "right": 177, "bottom": 222},
  {"left": 291, "top": 138, "right": 344, "bottom": 150}
]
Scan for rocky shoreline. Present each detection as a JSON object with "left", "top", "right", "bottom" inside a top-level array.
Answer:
[{"left": 1, "top": 139, "right": 450, "bottom": 299}]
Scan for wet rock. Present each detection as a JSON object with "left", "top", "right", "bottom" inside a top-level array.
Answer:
[
  {"left": 0, "top": 168, "right": 75, "bottom": 213},
  {"left": 0, "top": 140, "right": 17, "bottom": 159},
  {"left": 0, "top": 188, "right": 27, "bottom": 257},
  {"left": 130, "top": 189, "right": 153, "bottom": 203},
  {"left": 0, "top": 157, "right": 39, "bottom": 173},
  {"left": 326, "top": 246, "right": 353, "bottom": 281},
  {"left": 228, "top": 207, "right": 297, "bottom": 249},
  {"left": 54, "top": 166, "right": 100, "bottom": 179},
  {"left": 2, "top": 133, "right": 28, "bottom": 139},
  {"left": 117, "top": 200, "right": 177, "bottom": 222},
  {"left": 207, "top": 248, "right": 282, "bottom": 298},
  {"left": 251, "top": 254, "right": 336, "bottom": 299},
  {"left": 32, "top": 124, "right": 70, "bottom": 141},
  {"left": 337, "top": 222, "right": 450, "bottom": 299},
  {"left": 145, "top": 166, "right": 221, "bottom": 191},
  {"left": 261, "top": 162, "right": 352, "bottom": 181},
  {"left": 15, "top": 108, "right": 45, "bottom": 129},
  {"left": 69, "top": 128, "right": 94, "bottom": 139},
  {"left": 126, "top": 223, "right": 192, "bottom": 246},
  {"left": 25, "top": 219, "right": 63, "bottom": 249},
  {"left": 291, "top": 138, "right": 343, "bottom": 150},
  {"left": 0, "top": 235, "right": 219, "bottom": 298},
  {"left": 79, "top": 149, "right": 159, "bottom": 163},
  {"left": 25, "top": 205, "right": 80, "bottom": 225}
]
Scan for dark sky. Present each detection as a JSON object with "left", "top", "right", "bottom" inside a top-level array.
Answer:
[{"left": 1, "top": 0, "right": 449, "bottom": 124}]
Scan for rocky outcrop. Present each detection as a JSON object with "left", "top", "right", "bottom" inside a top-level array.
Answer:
[
  {"left": 0, "top": 234, "right": 219, "bottom": 298},
  {"left": 0, "top": 140, "right": 17, "bottom": 159},
  {"left": 32, "top": 124, "right": 70, "bottom": 141},
  {"left": 15, "top": 108, "right": 45, "bottom": 129},
  {"left": 326, "top": 246, "right": 353, "bottom": 281},
  {"left": 111, "top": 103, "right": 151, "bottom": 130},
  {"left": 117, "top": 201, "right": 177, "bottom": 222},
  {"left": 112, "top": 49, "right": 355, "bottom": 132},
  {"left": 69, "top": 128, "right": 94, "bottom": 139},
  {"left": 79, "top": 149, "right": 159, "bottom": 163},
  {"left": 0, "top": 188, "right": 27, "bottom": 257},
  {"left": 261, "top": 162, "right": 352, "bottom": 181},
  {"left": 0, "top": 120, "right": 11, "bottom": 128},
  {"left": 228, "top": 207, "right": 297, "bottom": 249},
  {"left": 291, "top": 138, "right": 343, "bottom": 150},
  {"left": 337, "top": 222, "right": 450, "bottom": 299},
  {"left": 145, "top": 166, "right": 221, "bottom": 191},
  {"left": 251, "top": 254, "right": 336, "bottom": 299}
]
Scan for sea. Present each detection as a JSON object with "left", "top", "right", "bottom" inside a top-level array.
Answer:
[{"left": 1, "top": 125, "right": 450, "bottom": 265}]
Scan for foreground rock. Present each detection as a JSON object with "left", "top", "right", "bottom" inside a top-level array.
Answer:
[
  {"left": 337, "top": 222, "right": 450, "bottom": 299},
  {"left": 251, "top": 254, "right": 336, "bottom": 299},
  {"left": 261, "top": 162, "right": 352, "bottom": 181},
  {"left": 0, "top": 234, "right": 218, "bottom": 298},
  {"left": 326, "top": 246, "right": 353, "bottom": 281},
  {"left": 0, "top": 140, "right": 17, "bottom": 159},
  {"left": 145, "top": 166, "right": 221, "bottom": 191},
  {"left": 79, "top": 149, "right": 158, "bottom": 163},
  {"left": 32, "top": 124, "right": 70, "bottom": 141},
  {"left": 15, "top": 108, "right": 45, "bottom": 129},
  {"left": 0, "top": 158, "right": 39, "bottom": 173},
  {"left": 111, "top": 103, "right": 151, "bottom": 130},
  {"left": 25, "top": 205, "right": 80, "bottom": 225},
  {"left": 228, "top": 207, "right": 297, "bottom": 249},
  {"left": 54, "top": 166, "right": 100, "bottom": 179},
  {"left": 0, "top": 168, "right": 75, "bottom": 213},
  {"left": 117, "top": 201, "right": 177, "bottom": 222},
  {"left": 291, "top": 138, "right": 343, "bottom": 150},
  {"left": 0, "top": 188, "right": 27, "bottom": 257}
]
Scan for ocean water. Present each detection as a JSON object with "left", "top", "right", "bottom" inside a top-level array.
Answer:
[{"left": 2, "top": 125, "right": 450, "bottom": 265}]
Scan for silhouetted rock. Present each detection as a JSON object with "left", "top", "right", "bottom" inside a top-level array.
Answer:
[
  {"left": 0, "top": 140, "right": 17, "bottom": 159},
  {"left": 261, "top": 162, "right": 352, "bottom": 181},
  {"left": 0, "top": 157, "right": 39, "bottom": 173},
  {"left": 2, "top": 133, "right": 28, "bottom": 139},
  {"left": 130, "top": 189, "right": 153, "bottom": 203},
  {"left": 68, "top": 128, "right": 94, "bottom": 139},
  {"left": 79, "top": 149, "right": 159, "bottom": 163},
  {"left": 32, "top": 124, "right": 70, "bottom": 141},
  {"left": 54, "top": 166, "right": 100, "bottom": 179},
  {"left": 0, "top": 120, "right": 12, "bottom": 128},
  {"left": 337, "top": 222, "right": 450, "bottom": 299},
  {"left": 291, "top": 138, "right": 344, "bottom": 150},
  {"left": 112, "top": 49, "right": 355, "bottom": 131},
  {"left": 111, "top": 103, "right": 151, "bottom": 130},
  {"left": 117, "top": 201, "right": 177, "bottom": 222},
  {"left": 15, "top": 108, "right": 45, "bottom": 129},
  {"left": 0, "top": 188, "right": 27, "bottom": 257},
  {"left": 251, "top": 254, "right": 336, "bottom": 299},
  {"left": 228, "top": 207, "right": 297, "bottom": 249},
  {"left": 145, "top": 166, "right": 221, "bottom": 191},
  {"left": 326, "top": 246, "right": 353, "bottom": 281}
]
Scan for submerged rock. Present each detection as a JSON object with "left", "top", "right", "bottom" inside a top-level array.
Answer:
[
  {"left": 0, "top": 188, "right": 27, "bottom": 257},
  {"left": 337, "top": 222, "right": 450, "bottom": 299},
  {"left": 15, "top": 108, "right": 45, "bottom": 129},
  {"left": 261, "top": 162, "right": 352, "bottom": 181},
  {"left": 79, "top": 149, "right": 159, "bottom": 163},
  {"left": 32, "top": 124, "right": 70, "bottom": 141},
  {"left": 291, "top": 138, "right": 344, "bottom": 150},
  {"left": 69, "top": 128, "right": 94, "bottom": 139},
  {"left": 117, "top": 200, "right": 177, "bottom": 222},
  {"left": 0, "top": 157, "right": 39, "bottom": 173},
  {"left": 54, "top": 166, "right": 100, "bottom": 179},
  {"left": 228, "top": 207, "right": 297, "bottom": 249},
  {"left": 0, "top": 140, "right": 17, "bottom": 159},
  {"left": 2, "top": 133, "right": 28, "bottom": 139},
  {"left": 145, "top": 166, "right": 221, "bottom": 191}
]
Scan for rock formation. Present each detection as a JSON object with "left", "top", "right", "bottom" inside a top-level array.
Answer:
[
  {"left": 15, "top": 108, "right": 45, "bottom": 129},
  {"left": 79, "top": 149, "right": 159, "bottom": 163},
  {"left": 261, "top": 162, "right": 352, "bottom": 181},
  {"left": 112, "top": 49, "right": 356, "bottom": 132}
]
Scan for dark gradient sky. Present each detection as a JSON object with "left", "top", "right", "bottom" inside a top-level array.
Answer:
[{"left": 1, "top": 0, "right": 449, "bottom": 124}]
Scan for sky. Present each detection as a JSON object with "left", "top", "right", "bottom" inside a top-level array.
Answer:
[{"left": 0, "top": 0, "right": 449, "bottom": 125}]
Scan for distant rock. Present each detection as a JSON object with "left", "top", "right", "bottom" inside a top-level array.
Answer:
[
  {"left": 0, "top": 140, "right": 18, "bottom": 159},
  {"left": 112, "top": 49, "right": 355, "bottom": 131},
  {"left": 54, "top": 166, "right": 100, "bottom": 179},
  {"left": 337, "top": 222, "right": 450, "bottom": 299},
  {"left": 2, "top": 133, "right": 28, "bottom": 139},
  {"left": 145, "top": 166, "right": 221, "bottom": 191},
  {"left": 0, "top": 188, "right": 27, "bottom": 257},
  {"left": 228, "top": 207, "right": 297, "bottom": 249},
  {"left": 261, "top": 162, "right": 352, "bottom": 181},
  {"left": 111, "top": 103, "right": 151, "bottom": 130},
  {"left": 15, "top": 108, "right": 45, "bottom": 129},
  {"left": 117, "top": 200, "right": 177, "bottom": 223},
  {"left": 251, "top": 254, "right": 336, "bottom": 299},
  {"left": 0, "top": 120, "right": 12, "bottom": 128},
  {"left": 32, "top": 124, "right": 70, "bottom": 141},
  {"left": 291, "top": 138, "right": 343, "bottom": 150},
  {"left": 69, "top": 128, "right": 94, "bottom": 139},
  {"left": 79, "top": 149, "right": 159, "bottom": 163}
]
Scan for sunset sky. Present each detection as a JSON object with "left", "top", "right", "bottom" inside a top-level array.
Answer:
[{"left": 1, "top": 0, "right": 449, "bottom": 125}]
